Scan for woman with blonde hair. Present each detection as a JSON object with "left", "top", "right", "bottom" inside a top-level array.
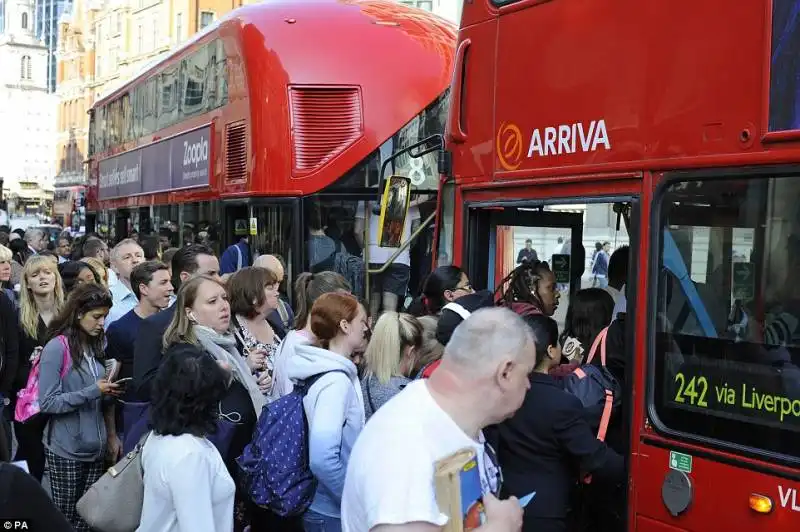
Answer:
[
  {"left": 12, "top": 255, "right": 65, "bottom": 482},
  {"left": 411, "top": 315, "right": 444, "bottom": 377},
  {"left": 0, "top": 244, "right": 15, "bottom": 301},
  {"left": 81, "top": 256, "right": 108, "bottom": 287},
  {"left": 361, "top": 312, "right": 423, "bottom": 420},
  {"left": 162, "top": 275, "right": 263, "bottom": 470}
]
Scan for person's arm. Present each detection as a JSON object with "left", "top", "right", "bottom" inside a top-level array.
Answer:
[
  {"left": 0, "top": 293, "right": 19, "bottom": 397},
  {"left": 168, "top": 449, "right": 224, "bottom": 532},
  {"left": 370, "top": 493, "right": 522, "bottom": 532},
  {"left": 307, "top": 376, "right": 351, "bottom": 503},
  {"left": 517, "top": 249, "right": 525, "bottom": 264},
  {"left": 104, "top": 400, "right": 120, "bottom": 461},
  {"left": 354, "top": 201, "right": 366, "bottom": 250},
  {"left": 553, "top": 397, "right": 625, "bottom": 483},
  {"left": 4, "top": 464, "right": 73, "bottom": 531},
  {"left": 39, "top": 340, "right": 101, "bottom": 414}
]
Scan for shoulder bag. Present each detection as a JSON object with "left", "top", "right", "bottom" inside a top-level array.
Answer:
[{"left": 76, "top": 431, "right": 151, "bottom": 532}]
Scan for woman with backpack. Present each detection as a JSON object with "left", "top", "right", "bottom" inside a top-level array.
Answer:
[
  {"left": 496, "top": 260, "right": 560, "bottom": 320},
  {"left": 38, "top": 284, "right": 122, "bottom": 531},
  {"left": 360, "top": 311, "right": 423, "bottom": 420},
  {"left": 286, "top": 292, "right": 368, "bottom": 532},
  {"left": 270, "top": 271, "right": 352, "bottom": 401},
  {"left": 492, "top": 314, "right": 624, "bottom": 532},
  {"left": 12, "top": 255, "right": 65, "bottom": 482}
]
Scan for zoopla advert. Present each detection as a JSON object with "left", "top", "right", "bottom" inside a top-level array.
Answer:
[{"left": 98, "top": 125, "right": 211, "bottom": 200}]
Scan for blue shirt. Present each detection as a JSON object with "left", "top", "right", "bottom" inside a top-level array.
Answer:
[
  {"left": 220, "top": 241, "right": 251, "bottom": 275},
  {"left": 106, "top": 281, "right": 137, "bottom": 329}
]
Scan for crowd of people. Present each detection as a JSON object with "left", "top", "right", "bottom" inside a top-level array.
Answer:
[{"left": 0, "top": 224, "right": 633, "bottom": 532}]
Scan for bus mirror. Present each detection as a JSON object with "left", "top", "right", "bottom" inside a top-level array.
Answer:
[{"left": 377, "top": 175, "right": 412, "bottom": 248}]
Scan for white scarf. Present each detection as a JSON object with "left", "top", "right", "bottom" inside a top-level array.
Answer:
[{"left": 193, "top": 325, "right": 266, "bottom": 414}]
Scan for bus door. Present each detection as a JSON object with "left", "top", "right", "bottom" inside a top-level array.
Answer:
[
  {"left": 240, "top": 199, "right": 302, "bottom": 300},
  {"left": 463, "top": 188, "right": 640, "bottom": 529},
  {"left": 464, "top": 197, "right": 635, "bottom": 332}
]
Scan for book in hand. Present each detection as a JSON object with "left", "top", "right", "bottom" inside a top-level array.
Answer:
[{"left": 434, "top": 447, "right": 486, "bottom": 531}]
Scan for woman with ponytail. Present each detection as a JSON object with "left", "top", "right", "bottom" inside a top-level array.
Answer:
[
  {"left": 408, "top": 265, "right": 473, "bottom": 317},
  {"left": 360, "top": 312, "right": 423, "bottom": 419},
  {"left": 269, "top": 271, "right": 351, "bottom": 400}
]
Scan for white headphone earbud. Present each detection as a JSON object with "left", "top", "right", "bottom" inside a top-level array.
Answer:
[{"left": 188, "top": 312, "right": 198, "bottom": 323}]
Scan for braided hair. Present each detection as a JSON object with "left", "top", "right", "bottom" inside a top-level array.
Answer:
[{"left": 495, "top": 259, "right": 553, "bottom": 310}]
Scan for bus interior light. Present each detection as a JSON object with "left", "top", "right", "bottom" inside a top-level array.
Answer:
[{"left": 748, "top": 493, "right": 773, "bottom": 514}]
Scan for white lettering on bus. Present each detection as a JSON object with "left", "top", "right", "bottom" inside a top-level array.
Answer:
[
  {"left": 183, "top": 136, "right": 209, "bottom": 168},
  {"left": 779, "top": 486, "right": 800, "bottom": 512},
  {"left": 527, "top": 119, "right": 610, "bottom": 158}
]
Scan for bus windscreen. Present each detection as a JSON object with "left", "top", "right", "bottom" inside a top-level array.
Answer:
[{"left": 652, "top": 175, "right": 800, "bottom": 460}]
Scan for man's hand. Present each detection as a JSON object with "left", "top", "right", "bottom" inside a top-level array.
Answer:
[{"left": 482, "top": 492, "right": 523, "bottom": 532}]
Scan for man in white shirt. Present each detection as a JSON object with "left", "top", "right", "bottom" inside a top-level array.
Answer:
[
  {"left": 355, "top": 200, "right": 421, "bottom": 318},
  {"left": 341, "top": 307, "right": 535, "bottom": 532},
  {"left": 105, "top": 238, "right": 145, "bottom": 328}
]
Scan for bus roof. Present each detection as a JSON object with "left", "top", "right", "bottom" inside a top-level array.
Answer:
[{"left": 92, "top": 0, "right": 455, "bottom": 109}]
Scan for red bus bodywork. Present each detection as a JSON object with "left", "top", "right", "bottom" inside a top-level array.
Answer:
[
  {"left": 446, "top": 0, "right": 800, "bottom": 531},
  {"left": 87, "top": 0, "right": 455, "bottom": 212}
]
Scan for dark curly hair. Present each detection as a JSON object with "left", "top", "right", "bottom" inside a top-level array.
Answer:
[
  {"left": 495, "top": 260, "right": 552, "bottom": 309},
  {"left": 150, "top": 344, "right": 229, "bottom": 437}
]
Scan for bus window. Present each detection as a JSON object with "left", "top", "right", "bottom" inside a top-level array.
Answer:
[{"left": 653, "top": 175, "right": 800, "bottom": 460}]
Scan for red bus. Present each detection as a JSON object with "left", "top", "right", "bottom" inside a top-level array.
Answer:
[
  {"left": 86, "top": 0, "right": 455, "bottom": 299},
  {"left": 53, "top": 186, "right": 85, "bottom": 231},
  {"left": 439, "top": 0, "right": 800, "bottom": 530}
]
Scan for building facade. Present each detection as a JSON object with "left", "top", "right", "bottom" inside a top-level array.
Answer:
[
  {"left": 54, "top": 0, "right": 93, "bottom": 190},
  {"left": 35, "top": 0, "right": 73, "bottom": 92},
  {"left": 399, "top": 0, "right": 461, "bottom": 24},
  {"left": 53, "top": 0, "right": 247, "bottom": 213},
  {"left": 0, "top": 0, "right": 57, "bottom": 214}
]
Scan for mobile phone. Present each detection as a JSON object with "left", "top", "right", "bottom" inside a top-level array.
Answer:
[{"left": 113, "top": 377, "right": 133, "bottom": 386}]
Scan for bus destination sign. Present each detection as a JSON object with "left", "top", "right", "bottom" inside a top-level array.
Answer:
[
  {"left": 98, "top": 125, "right": 211, "bottom": 200},
  {"left": 664, "top": 352, "right": 800, "bottom": 431}
]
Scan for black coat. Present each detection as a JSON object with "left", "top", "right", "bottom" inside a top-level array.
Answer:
[{"left": 492, "top": 373, "right": 624, "bottom": 531}]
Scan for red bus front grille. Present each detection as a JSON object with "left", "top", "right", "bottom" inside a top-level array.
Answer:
[
  {"left": 225, "top": 121, "right": 247, "bottom": 183},
  {"left": 289, "top": 87, "right": 363, "bottom": 175}
]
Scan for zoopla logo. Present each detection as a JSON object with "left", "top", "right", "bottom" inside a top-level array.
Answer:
[{"left": 183, "top": 136, "right": 209, "bottom": 168}]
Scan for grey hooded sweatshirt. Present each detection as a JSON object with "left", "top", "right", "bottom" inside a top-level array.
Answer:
[{"left": 38, "top": 336, "right": 107, "bottom": 462}]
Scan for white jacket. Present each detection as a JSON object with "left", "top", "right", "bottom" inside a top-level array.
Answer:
[{"left": 286, "top": 344, "right": 365, "bottom": 516}]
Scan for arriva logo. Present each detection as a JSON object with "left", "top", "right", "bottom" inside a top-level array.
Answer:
[
  {"left": 496, "top": 122, "right": 524, "bottom": 171},
  {"left": 183, "top": 136, "right": 209, "bottom": 168},
  {"left": 496, "top": 119, "right": 612, "bottom": 170}
]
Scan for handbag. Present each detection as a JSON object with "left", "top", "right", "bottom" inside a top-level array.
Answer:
[{"left": 76, "top": 431, "right": 151, "bottom": 532}]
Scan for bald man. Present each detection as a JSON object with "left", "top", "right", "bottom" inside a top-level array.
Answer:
[
  {"left": 253, "top": 254, "right": 294, "bottom": 336},
  {"left": 253, "top": 254, "right": 284, "bottom": 282}
]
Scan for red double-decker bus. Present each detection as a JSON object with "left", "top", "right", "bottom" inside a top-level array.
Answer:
[
  {"left": 438, "top": 0, "right": 800, "bottom": 530},
  {"left": 86, "top": 0, "right": 454, "bottom": 297}
]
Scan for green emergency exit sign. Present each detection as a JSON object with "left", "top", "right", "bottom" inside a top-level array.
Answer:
[{"left": 669, "top": 450, "right": 692, "bottom": 473}]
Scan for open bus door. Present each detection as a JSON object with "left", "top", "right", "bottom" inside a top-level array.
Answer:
[
  {"left": 370, "top": 135, "right": 447, "bottom": 309},
  {"left": 456, "top": 179, "right": 641, "bottom": 530}
]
